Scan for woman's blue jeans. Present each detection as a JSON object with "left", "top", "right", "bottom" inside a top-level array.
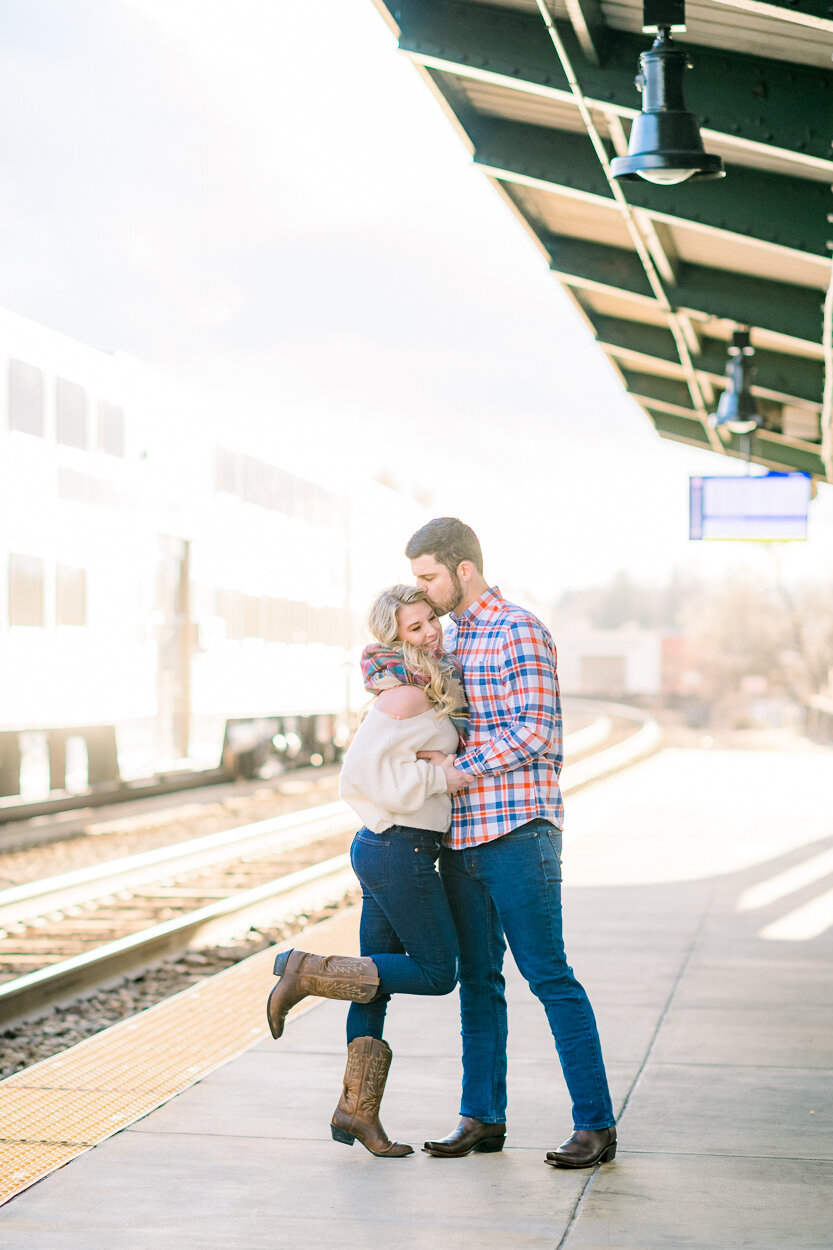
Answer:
[
  {"left": 346, "top": 826, "right": 459, "bottom": 1044},
  {"left": 439, "top": 819, "right": 615, "bottom": 1131}
]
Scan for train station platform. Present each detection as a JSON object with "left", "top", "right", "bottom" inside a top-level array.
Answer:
[{"left": 1, "top": 744, "right": 831, "bottom": 1248}]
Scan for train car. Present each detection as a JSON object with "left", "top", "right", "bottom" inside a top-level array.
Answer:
[{"left": 0, "top": 307, "right": 426, "bottom": 801}]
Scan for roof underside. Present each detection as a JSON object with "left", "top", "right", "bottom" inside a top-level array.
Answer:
[{"left": 372, "top": 0, "right": 833, "bottom": 480}]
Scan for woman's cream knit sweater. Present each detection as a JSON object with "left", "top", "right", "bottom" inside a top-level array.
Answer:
[{"left": 339, "top": 706, "right": 458, "bottom": 834}]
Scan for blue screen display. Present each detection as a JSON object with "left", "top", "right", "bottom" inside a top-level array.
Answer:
[{"left": 689, "top": 473, "right": 812, "bottom": 541}]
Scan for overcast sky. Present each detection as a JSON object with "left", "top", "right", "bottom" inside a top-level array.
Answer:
[{"left": 1, "top": 0, "right": 830, "bottom": 598}]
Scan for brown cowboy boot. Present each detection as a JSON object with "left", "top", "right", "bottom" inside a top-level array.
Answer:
[
  {"left": 266, "top": 949, "right": 379, "bottom": 1039},
  {"left": 330, "top": 1036, "right": 413, "bottom": 1157}
]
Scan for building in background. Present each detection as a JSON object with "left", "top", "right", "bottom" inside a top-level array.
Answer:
[{"left": 555, "top": 624, "right": 662, "bottom": 701}]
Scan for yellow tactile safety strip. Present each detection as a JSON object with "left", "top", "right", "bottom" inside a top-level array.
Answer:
[{"left": 0, "top": 905, "right": 361, "bottom": 1206}]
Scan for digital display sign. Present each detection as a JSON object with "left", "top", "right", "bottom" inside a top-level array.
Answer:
[{"left": 689, "top": 473, "right": 811, "bottom": 541}]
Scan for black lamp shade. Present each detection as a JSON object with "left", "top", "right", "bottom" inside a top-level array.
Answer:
[{"left": 611, "top": 30, "right": 725, "bottom": 185}]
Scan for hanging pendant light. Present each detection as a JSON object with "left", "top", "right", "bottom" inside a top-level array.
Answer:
[
  {"left": 610, "top": 27, "right": 725, "bottom": 186},
  {"left": 709, "top": 331, "right": 763, "bottom": 436}
]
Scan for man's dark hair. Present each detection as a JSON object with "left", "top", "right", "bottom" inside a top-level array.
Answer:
[{"left": 405, "top": 517, "right": 484, "bottom": 575}]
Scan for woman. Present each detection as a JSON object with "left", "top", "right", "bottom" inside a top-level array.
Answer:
[{"left": 266, "top": 585, "right": 470, "bottom": 1157}]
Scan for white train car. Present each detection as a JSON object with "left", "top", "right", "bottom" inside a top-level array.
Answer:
[{"left": 0, "top": 308, "right": 426, "bottom": 801}]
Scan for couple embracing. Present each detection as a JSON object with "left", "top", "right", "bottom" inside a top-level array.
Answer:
[{"left": 266, "top": 518, "right": 617, "bottom": 1169}]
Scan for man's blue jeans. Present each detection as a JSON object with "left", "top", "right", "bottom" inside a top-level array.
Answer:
[
  {"left": 439, "top": 820, "right": 615, "bottom": 1131},
  {"left": 346, "top": 826, "right": 459, "bottom": 1043}
]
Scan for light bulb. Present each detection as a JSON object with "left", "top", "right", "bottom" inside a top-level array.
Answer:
[{"left": 636, "top": 167, "right": 696, "bottom": 185}]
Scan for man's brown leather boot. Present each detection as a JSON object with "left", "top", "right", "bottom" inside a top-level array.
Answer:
[
  {"left": 545, "top": 1126, "right": 617, "bottom": 1168},
  {"left": 423, "top": 1116, "right": 506, "bottom": 1157}
]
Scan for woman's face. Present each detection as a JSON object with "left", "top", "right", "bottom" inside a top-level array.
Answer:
[{"left": 396, "top": 600, "right": 441, "bottom": 652}]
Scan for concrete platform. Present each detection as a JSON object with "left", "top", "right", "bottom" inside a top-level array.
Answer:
[{"left": 2, "top": 746, "right": 832, "bottom": 1248}]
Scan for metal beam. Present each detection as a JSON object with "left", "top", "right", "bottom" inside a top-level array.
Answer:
[
  {"left": 563, "top": 0, "right": 609, "bottom": 66},
  {"left": 646, "top": 408, "right": 827, "bottom": 476},
  {"left": 544, "top": 235, "right": 825, "bottom": 347},
  {"left": 394, "top": 1, "right": 833, "bottom": 169},
  {"left": 707, "top": 0, "right": 833, "bottom": 33},
  {"left": 622, "top": 368, "right": 697, "bottom": 411},
  {"left": 471, "top": 119, "right": 831, "bottom": 260},
  {"left": 593, "top": 315, "right": 824, "bottom": 404},
  {"left": 645, "top": 408, "right": 713, "bottom": 449}
]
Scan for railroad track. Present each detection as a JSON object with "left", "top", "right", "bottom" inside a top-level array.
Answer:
[
  {"left": 0, "top": 763, "right": 341, "bottom": 855},
  {"left": 0, "top": 804, "right": 356, "bottom": 1026},
  {"left": 0, "top": 703, "right": 660, "bottom": 1027}
]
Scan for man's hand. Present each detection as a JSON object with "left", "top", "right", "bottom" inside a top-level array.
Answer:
[
  {"left": 417, "top": 750, "right": 471, "bottom": 793},
  {"left": 440, "top": 754, "right": 472, "bottom": 794},
  {"left": 417, "top": 750, "right": 446, "bottom": 766}
]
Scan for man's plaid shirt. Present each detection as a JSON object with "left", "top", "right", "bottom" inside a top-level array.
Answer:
[{"left": 444, "top": 586, "right": 564, "bottom": 849}]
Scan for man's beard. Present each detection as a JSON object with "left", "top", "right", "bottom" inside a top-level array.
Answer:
[{"left": 428, "top": 569, "right": 464, "bottom": 617}]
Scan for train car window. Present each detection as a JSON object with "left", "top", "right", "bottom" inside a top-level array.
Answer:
[
  {"left": 216, "top": 448, "right": 238, "bottom": 495},
  {"left": 273, "top": 467, "right": 290, "bottom": 514},
  {"left": 258, "top": 462, "right": 271, "bottom": 509},
  {"left": 277, "top": 598, "right": 292, "bottom": 640},
  {"left": 265, "top": 466, "right": 281, "bottom": 511},
  {"left": 242, "top": 456, "right": 255, "bottom": 503},
  {"left": 56, "top": 379, "right": 88, "bottom": 449},
  {"left": 98, "top": 401, "right": 125, "bottom": 457},
  {"left": 297, "top": 479, "right": 312, "bottom": 524},
  {"left": 242, "top": 456, "right": 263, "bottom": 507},
  {"left": 9, "top": 359, "right": 44, "bottom": 437},
  {"left": 57, "top": 564, "right": 87, "bottom": 626},
  {"left": 58, "top": 467, "right": 120, "bottom": 507},
  {"left": 266, "top": 597, "right": 281, "bottom": 642},
  {"left": 290, "top": 599, "right": 309, "bottom": 643},
  {"left": 326, "top": 605, "right": 342, "bottom": 647},
  {"left": 9, "top": 554, "right": 45, "bottom": 626},
  {"left": 243, "top": 595, "right": 261, "bottom": 638},
  {"left": 217, "top": 588, "right": 243, "bottom": 640}
]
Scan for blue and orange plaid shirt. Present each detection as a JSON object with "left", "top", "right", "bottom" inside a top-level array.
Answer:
[{"left": 444, "top": 586, "right": 564, "bottom": 849}]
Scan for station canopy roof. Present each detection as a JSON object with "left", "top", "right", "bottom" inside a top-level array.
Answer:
[{"left": 371, "top": 0, "right": 833, "bottom": 482}]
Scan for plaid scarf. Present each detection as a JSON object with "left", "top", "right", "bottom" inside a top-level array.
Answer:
[{"left": 360, "top": 643, "right": 469, "bottom": 741}]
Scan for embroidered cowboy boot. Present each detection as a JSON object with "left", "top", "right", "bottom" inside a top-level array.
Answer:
[
  {"left": 330, "top": 1036, "right": 413, "bottom": 1157},
  {"left": 266, "top": 948, "right": 379, "bottom": 1039}
]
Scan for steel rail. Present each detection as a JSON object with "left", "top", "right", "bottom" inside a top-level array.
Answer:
[
  {"left": 0, "top": 854, "right": 354, "bottom": 1026},
  {"left": 561, "top": 699, "right": 662, "bottom": 788},
  {"left": 0, "top": 767, "right": 231, "bottom": 825},
  {"left": 0, "top": 801, "right": 354, "bottom": 928},
  {"left": 563, "top": 715, "right": 614, "bottom": 758}
]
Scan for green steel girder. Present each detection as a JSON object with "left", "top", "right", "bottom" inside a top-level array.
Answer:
[
  {"left": 647, "top": 406, "right": 827, "bottom": 475},
  {"left": 594, "top": 314, "right": 824, "bottom": 402},
  {"left": 740, "top": 433, "right": 826, "bottom": 477},
  {"left": 393, "top": 0, "right": 833, "bottom": 164},
  {"left": 645, "top": 408, "right": 713, "bottom": 448},
  {"left": 471, "top": 119, "right": 831, "bottom": 257},
  {"left": 544, "top": 235, "right": 825, "bottom": 347},
  {"left": 621, "top": 368, "right": 696, "bottom": 410},
  {"left": 547, "top": 234, "right": 654, "bottom": 300}
]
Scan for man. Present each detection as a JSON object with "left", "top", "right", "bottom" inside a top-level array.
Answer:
[{"left": 406, "top": 517, "right": 616, "bottom": 1167}]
